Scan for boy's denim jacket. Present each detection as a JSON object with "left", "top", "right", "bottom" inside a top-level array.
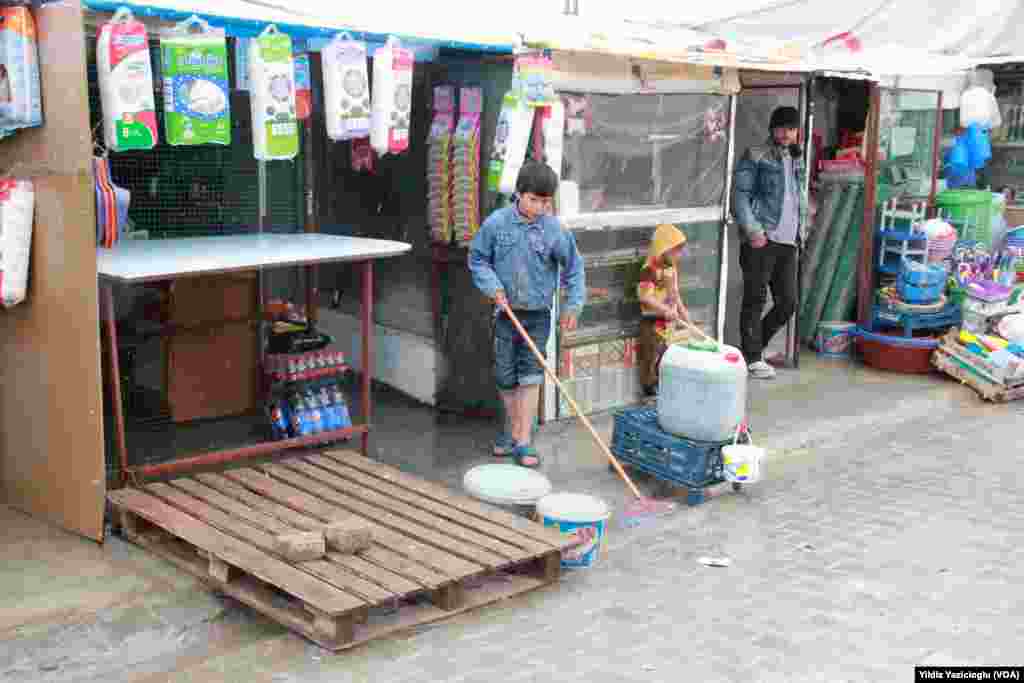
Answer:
[
  {"left": 468, "top": 206, "right": 586, "bottom": 315},
  {"left": 732, "top": 142, "right": 807, "bottom": 243}
]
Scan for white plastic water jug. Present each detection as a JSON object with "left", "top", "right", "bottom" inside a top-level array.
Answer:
[{"left": 657, "top": 343, "right": 747, "bottom": 442}]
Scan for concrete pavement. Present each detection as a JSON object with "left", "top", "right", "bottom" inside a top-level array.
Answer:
[{"left": 2, "top": 356, "right": 1022, "bottom": 682}]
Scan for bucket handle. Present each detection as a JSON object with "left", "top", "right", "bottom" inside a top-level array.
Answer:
[{"left": 732, "top": 421, "right": 754, "bottom": 447}]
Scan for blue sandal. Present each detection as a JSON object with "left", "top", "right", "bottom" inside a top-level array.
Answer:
[
  {"left": 513, "top": 445, "right": 541, "bottom": 468},
  {"left": 493, "top": 433, "right": 516, "bottom": 457}
]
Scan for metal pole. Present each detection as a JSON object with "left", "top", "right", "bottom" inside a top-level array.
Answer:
[
  {"left": 858, "top": 84, "right": 882, "bottom": 327},
  {"left": 360, "top": 260, "right": 373, "bottom": 457},
  {"left": 796, "top": 76, "right": 816, "bottom": 369},
  {"left": 102, "top": 285, "right": 129, "bottom": 488},
  {"left": 303, "top": 117, "right": 319, "bottom": 323},
  {"left": 929, "top": 91, "right": 944, "bottom": 213},
  {"left": 717, "top": 94, "right": 738, "bottom": 343}
]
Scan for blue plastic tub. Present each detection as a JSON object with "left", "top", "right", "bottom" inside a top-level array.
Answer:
[{"left": 896, "top": 279, "right": 944, "bottom": 304}]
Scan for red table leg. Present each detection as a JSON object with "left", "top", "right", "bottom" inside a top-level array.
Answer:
[
  {"left": 101, "top": 284, "right": 130, "bottom": 488},
  {"left": 361, "top": 260, "right": 373, "bottom": 457}
]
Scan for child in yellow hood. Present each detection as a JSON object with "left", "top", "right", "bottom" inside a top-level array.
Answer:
[{"left": 636, "top": 223, "right": 690, "bottom": 396}]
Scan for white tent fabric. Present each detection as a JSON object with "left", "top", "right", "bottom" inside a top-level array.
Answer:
[
  {"left": 83, "top": 0, "right": 518, "bottom": 50},
  {"left": 578, "top": 0, "right": 1024, "bottom": 61}
]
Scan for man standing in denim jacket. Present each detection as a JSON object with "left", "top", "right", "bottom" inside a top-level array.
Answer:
[{"left": 733, "top": 106, "right": 804, "bottom": 380}]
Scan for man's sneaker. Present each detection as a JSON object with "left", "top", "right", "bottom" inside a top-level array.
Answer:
[{"left": 748, "top": 360, "right": 777, "bottom": 380}]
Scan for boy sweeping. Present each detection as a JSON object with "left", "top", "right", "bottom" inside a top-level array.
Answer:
[
  {"left": 468, "top": 161, "right": 586, "bottom": 468},
  {"left": 636, "top": 223, "right": 690, "bottom": 397}
]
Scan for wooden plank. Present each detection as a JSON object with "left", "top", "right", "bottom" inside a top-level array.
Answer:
[
  {"left": 201, "top": 471, "right": 461, "bottom": 592},
  {"left": 107, "top": 489, "right": 361, "bottom": 615},
  {"left": 359, "top": 547, "right": 450, "bottom": 590},
  {"left": 196, "top": 473, "right": 324, "bottom": 531},
  {"left": 224, "top": 468, "right": 484, "bottom": 579},
  {"left": 222, "top": 468, "right": 350, "bottom": 525},
  {"left": 326, "top": 554, "right": 424, "bottom": 596},
  {"left": 144, "top": 484, "right": 393, "bottom": 605},
  {"left": 118, "top": 519, "right": 355, "bottom": 650},
  {"left": 263, "top": 464, "right": 510, "bottom": 570},
  {"left": 299, "top": 560, "right": 396, "bottom": 604},
  {"left": 173, "top": 477, "right": 424, "bottom": 596},
  {"left": 169, "top": 478, "right": 296, "bottom": 535},
  {"left": 336, "top": 573, "right": 548, "bottom": 652},
  {"left": 324, "top": 450, "right": 570, "bottom": 548},
  {"left": 282, "top": 459, "right": 532, "bottom": 563},
  {"left": 303, "top": 454, "right": 556, "bottom": 555}
]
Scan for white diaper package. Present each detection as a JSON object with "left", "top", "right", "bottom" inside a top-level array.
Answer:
[
  {"left": 97, "top": 8, "right": 158, "bottom": 151},
  {"left": 370, "top": 37, "right": 413, "bottom": 156},
  {"left": 249, "top": 25, "right": 298, "bottom": 160},
  {"left": 0, "top": 178, "right": 34, "bottom": 309},
  {"left": 322, "top": 33, "right": 370, "bottom": 141}
]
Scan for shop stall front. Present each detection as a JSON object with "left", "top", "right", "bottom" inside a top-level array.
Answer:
[
  {"left": 427, "top": 42, "right": 751, "bottom": 422},
  {"left": 0, "top": 0, "right": 517, "bottom": 541},
  {"left": 545, "top": 52, "right": 738, "bottom": 419}
]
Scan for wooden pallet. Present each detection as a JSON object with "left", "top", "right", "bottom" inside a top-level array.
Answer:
[
  {"left": 933, "top": 349, "right": 1024, "bottom": 403},
  {"left": 108, "top": 450, "right": 573, "bottom": 650}
]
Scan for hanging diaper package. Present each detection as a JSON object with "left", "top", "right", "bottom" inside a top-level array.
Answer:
[
  {"left": 0, "top": 178, "right": 34, "bottom": 309},
  {"left": 427, "top": 85, "right": 455, "bottom": 244},
  {"left": 453, "top": 87, "right": 482, "bottom": 243},
  {"left": 322, "top": 34, "right": 370, "bottom": 141},
  {"left": 487, "top": 85, "right": 535, "bottom": 195},
  {"left": 0, "top": 6, "right": 43, "bottom": 132},
  {"left": 370, "top": 37, "right": 413, "bottom": 156},
  {"left": 97, "top": 8, "right": 157, "bottom": 151},
  {"left": 249, "top": 25, "right": 299, "bottom": 160},
  {"left": 541, "top": 98, "right": 565, "bottom": 178},
  {"left": 515, "top": 50, "right": 555, "bottom": 108},
  {"left": 294, "top": 53, "right": 312, "bottom": 120},
  {"left": 161, "top": 16, "right": 230, "bottom": 146}
]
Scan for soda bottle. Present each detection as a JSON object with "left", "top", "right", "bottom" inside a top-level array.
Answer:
[
  {"left": 317, "top": 381, "right": 338, "bottom": 431},
  {"left": 331, "top": 381, "right": 352, "bottom": 430},
  {"left": 303, "top": 386, "right": 324, "bottom": 434},
  {"left": 288, "top": 390, "right": 308, "bottom": 436},
  {"left": 268, "top": 398, "right": 288, "bottom": 439}
]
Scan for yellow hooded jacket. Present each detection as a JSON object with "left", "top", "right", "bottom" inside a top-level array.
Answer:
[{"left": 637, "top": 223, "right": 687, "bottom": 319}]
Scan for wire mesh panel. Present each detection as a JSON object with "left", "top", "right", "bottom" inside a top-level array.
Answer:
[{"left": 87, "top": 36, "right": 304, "bottom": 239}]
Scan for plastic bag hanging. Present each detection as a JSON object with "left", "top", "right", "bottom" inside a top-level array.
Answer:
[
  {"left": 370, "top": 37, "right": 413, "bottom": 156},
  {"left": 322, "top": 33, "right": 370, "bottom": 141},
  {"left": 294, "top": 52, "right": 312, "bottom": 120},
  {"left": 97, "top": 8, "right": 158, "bottom": 151},
  {"left": 249, "top": 25, "right": 299, "bottom": 160},
  {"left": 453, "top": 87, "right": 482, "bottom": 243},
  {"left": 427, "top": 85, "right": 456, "bottom": 243},
  {"left": 160, "top": 15, "right": 231, "bottom": 146}
]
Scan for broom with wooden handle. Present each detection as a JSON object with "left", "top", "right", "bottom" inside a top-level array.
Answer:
[{"left": 498, "top": 300, "right": 676, "bottom": 520}]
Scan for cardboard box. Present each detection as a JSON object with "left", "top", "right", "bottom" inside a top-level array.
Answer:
[
  {"left": 168, "top": 273, "right": 258, "bottom": 329},
  {"left": 168, "top": 321, "right": 259, "bottom": 423}
]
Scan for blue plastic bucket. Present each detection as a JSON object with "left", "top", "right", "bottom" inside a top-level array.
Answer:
[
  {"left": 536, "top": 493, "right": 610, "bottom": 569},
  {"left": 814, "top": 321, "right": 856, "bottom": 357}
]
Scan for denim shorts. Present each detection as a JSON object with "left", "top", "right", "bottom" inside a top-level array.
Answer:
[{"left": 493, "top": 309, "right": 551, "bottom": 391}]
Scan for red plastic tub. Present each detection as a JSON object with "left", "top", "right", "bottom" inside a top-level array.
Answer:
[{"left": 855, "top": 329, "right": 940, "bottom": 374}]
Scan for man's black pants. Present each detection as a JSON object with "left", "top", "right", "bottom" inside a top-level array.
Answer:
[{"left": 739, "top": 241, "right": 798, "bottom": 363}]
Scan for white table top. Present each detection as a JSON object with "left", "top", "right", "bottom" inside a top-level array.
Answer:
[{"left": 97, "top": 233, "right": 412, "bottom": 284}]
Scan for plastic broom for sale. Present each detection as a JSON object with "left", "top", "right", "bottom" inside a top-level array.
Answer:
[{"left": 498, "top": 300, "right": 676, "bottom": 523}]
